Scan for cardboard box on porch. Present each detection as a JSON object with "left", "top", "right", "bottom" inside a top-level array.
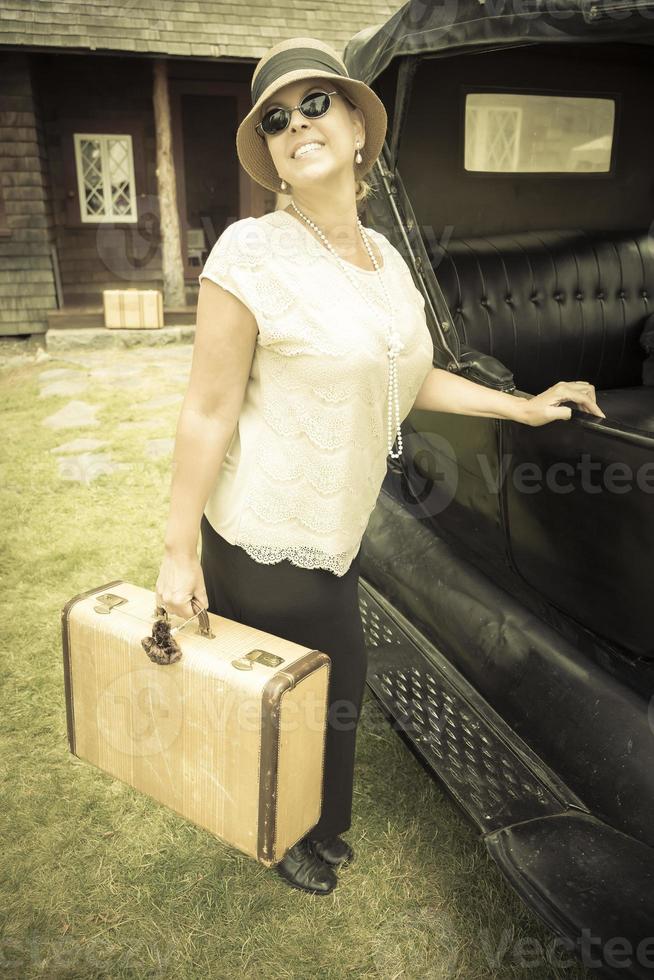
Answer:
[{"left": 103, "top": 289, "right": 164, "bottom": 329}]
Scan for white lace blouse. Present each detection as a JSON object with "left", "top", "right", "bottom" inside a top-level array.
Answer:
[{"left": 197, "top": 208, "right": 434, "bottom": 577}]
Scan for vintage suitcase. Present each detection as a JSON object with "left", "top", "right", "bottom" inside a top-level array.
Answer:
[
  {"left": 61, "top": 580, "right": 331, "bottom": 866},
  {"left": 103, "top": 289, "right": 164, "bottom": 329}
]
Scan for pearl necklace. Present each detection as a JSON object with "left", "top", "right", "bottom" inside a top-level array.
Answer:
[{"left": 289, "top": 200, "right": 405, "bottom": 460}]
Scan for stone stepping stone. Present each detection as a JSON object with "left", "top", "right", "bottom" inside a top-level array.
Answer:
[
  {"left": 116, "top": 420, "right": 154, "bottom": 432},
  {"left": 53, "top": 352, "right": 138, "bottom": 370},
  {"left": 144, "top": 437, "right": 174, "bottom": 460},
  {"left": 39, "top": 378, "right": 89, "bottom": 398},
  {"left": 148, "top": 348, "right": 192, "bottom": 360},
  {"left": 51, "top": 437, "right": 109, "bottom": 454},
  {"left": 150, "top": 357, "right": 191, "bottom": 371},
  {"left": 89, "top": 365, "right": 144, "bottom": 381},
  {"left": 38, "top": 367, "right": 84, "bottom": 382},
  {"left": 42, "top": 400, "right": 99, "bottom": 429},
  {"left": 55, "top": 452, "right": 131, "bottom": 485},
  {"left": 49, "top": 353, "right": 102, "bottom": 368},
  {"left": 98, "top": 374, "right": 147, "bottom": 391},
  {"left": 0, "top": 355, "right": 32, "bottom": 370},
  {"left": 146, "top": 371, "right": 189, "bottom": 386},
  {"left": 140, "top": 393, "right": 183, "bottom": 411}
]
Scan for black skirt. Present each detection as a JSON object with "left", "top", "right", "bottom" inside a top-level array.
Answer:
[{"left": 200, "top": 513, "right": 368, "bottom": 842}]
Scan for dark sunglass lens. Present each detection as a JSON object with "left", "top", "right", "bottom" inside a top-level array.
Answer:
[
  {"left": 302, "top": 92, "right": 330, "bottom": 117},
  {"left": 262, "top": 108, "right": 288, "bottom": 134}
]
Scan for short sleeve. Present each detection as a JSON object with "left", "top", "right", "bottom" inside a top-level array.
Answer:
[{"left": 198, "top": 217, "right": 269, "bottom": 321}]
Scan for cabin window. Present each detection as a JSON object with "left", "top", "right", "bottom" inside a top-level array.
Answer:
[
  {"left": 464, "top": 93, "right": 615, "bottom": 173},
  {"left": 73, "top": 134, "right": 137, "bottom": 222}
]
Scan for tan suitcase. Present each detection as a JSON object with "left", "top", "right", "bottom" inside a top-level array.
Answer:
[
  {"left": 61, "top": 580, "right": 331, "bottom": 866},
  {"left": 103, "top": 289, "right": 164, "bottom": 329}
]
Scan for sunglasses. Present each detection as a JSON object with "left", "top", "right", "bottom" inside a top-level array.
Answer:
[{"left": 255, "top": 90, "right": 339, "bottom": 138}]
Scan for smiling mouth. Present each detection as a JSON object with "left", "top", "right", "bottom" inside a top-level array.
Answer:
[{"left": 292, "top": 143, "right": 324, "bottom": 160}]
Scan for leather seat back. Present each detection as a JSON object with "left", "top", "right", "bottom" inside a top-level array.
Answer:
[{"left": 431, "top": 228, "right": 653, "bottom": 392}]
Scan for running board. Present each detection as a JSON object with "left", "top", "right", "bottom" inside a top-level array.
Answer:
[
  {"left": 357, "top": 577, "right": 586, "bottom": 834},
  {"left": 357, "top": 577, "right": 654, "bottom": 979}
]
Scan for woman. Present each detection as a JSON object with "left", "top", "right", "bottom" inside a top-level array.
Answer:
[{"left": 155, "top": 37, "right": 606, "bottom": 897}]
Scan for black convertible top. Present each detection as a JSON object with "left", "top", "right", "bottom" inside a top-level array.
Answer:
[{"left": 343, "top": 0, "right": 654, "bottom": 84}]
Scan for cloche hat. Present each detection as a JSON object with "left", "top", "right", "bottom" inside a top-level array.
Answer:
[{"left": 236, "top": 37, "right": 388, "bottom": 195}]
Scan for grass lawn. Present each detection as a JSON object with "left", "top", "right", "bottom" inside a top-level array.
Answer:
[{"left": 0, "top": 343, "right": 592, "bottom": 979}]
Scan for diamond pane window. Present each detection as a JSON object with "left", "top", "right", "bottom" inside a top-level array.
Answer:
[
  {"left": 74, "top": 133, "right": 137, "bottom": 222},
  {"left": 464, "top": 93, "right": 615, "bottom": 173}
]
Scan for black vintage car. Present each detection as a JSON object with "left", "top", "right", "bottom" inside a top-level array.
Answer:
[{"left": 344, "top": 3, "right": 654, "bottom": 976}]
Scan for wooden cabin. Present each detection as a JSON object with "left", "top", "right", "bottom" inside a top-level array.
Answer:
[{"left": 0, "top": 0, "right": 400, "bottom": 339}]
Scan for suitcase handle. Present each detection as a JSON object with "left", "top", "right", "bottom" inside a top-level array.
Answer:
[
  {"left": 166, "top": 596, "right": 213, "bottom": 638},
  {"left": 141, "top": 596, "right": 214, "bottom": 665}
]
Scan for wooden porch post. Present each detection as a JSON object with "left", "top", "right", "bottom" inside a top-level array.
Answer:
[{"left": 152, "top": 59, "right": 185, "bottom": 307}]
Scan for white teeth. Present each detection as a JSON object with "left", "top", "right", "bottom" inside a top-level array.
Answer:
[{"left": 294, "top": 142, "right": 323, "bottom": 159}]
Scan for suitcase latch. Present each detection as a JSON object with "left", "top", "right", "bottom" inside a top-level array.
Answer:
[
  {"left": 93, "top": 592, "right": 128, "bottom": 614},
  {"left": 231, "top": 649, "right": 284, "bottom": 670}
]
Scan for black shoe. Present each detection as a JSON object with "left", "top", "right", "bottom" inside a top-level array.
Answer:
[
  {"left": 308, "top": 835, "right": 355, "bottom": 867},
  {"left": 276, "top": 837, "right": 338, "bottom": 895}
]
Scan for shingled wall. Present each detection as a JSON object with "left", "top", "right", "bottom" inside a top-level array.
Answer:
[
  {"left": 0, "top": 51, "right": 58, "bottom": 336},
  {"left": 0, "top": 0, "right": 400, "bottom": 61}
]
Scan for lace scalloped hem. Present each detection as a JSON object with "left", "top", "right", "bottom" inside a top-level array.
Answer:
[{"left": 232, "top": 537, "right": 358, "bottom": 578}]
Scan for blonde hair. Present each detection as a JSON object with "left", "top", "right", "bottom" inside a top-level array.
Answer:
[{"left": 355, "top": 177, "right": 373, "bottom": 209}]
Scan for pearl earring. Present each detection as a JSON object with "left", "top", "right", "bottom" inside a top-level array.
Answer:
[
  {"left": 280, "top": 178, "right": 287, "bottom": 191},
  {"left": 355, "top": 142, "right": 363, "bottom": 165}
]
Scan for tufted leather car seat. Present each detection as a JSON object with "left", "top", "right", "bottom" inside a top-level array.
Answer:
[
  {"left": 418, "top": 228, "right": 654, "bottom": 659},
  {"left": 434, "top": 228, "right": 654, "bottom": 398}
]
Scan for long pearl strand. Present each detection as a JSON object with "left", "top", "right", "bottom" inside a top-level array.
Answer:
[{"left": 289, "top": 199, "right": 405, "bottom": 460}]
